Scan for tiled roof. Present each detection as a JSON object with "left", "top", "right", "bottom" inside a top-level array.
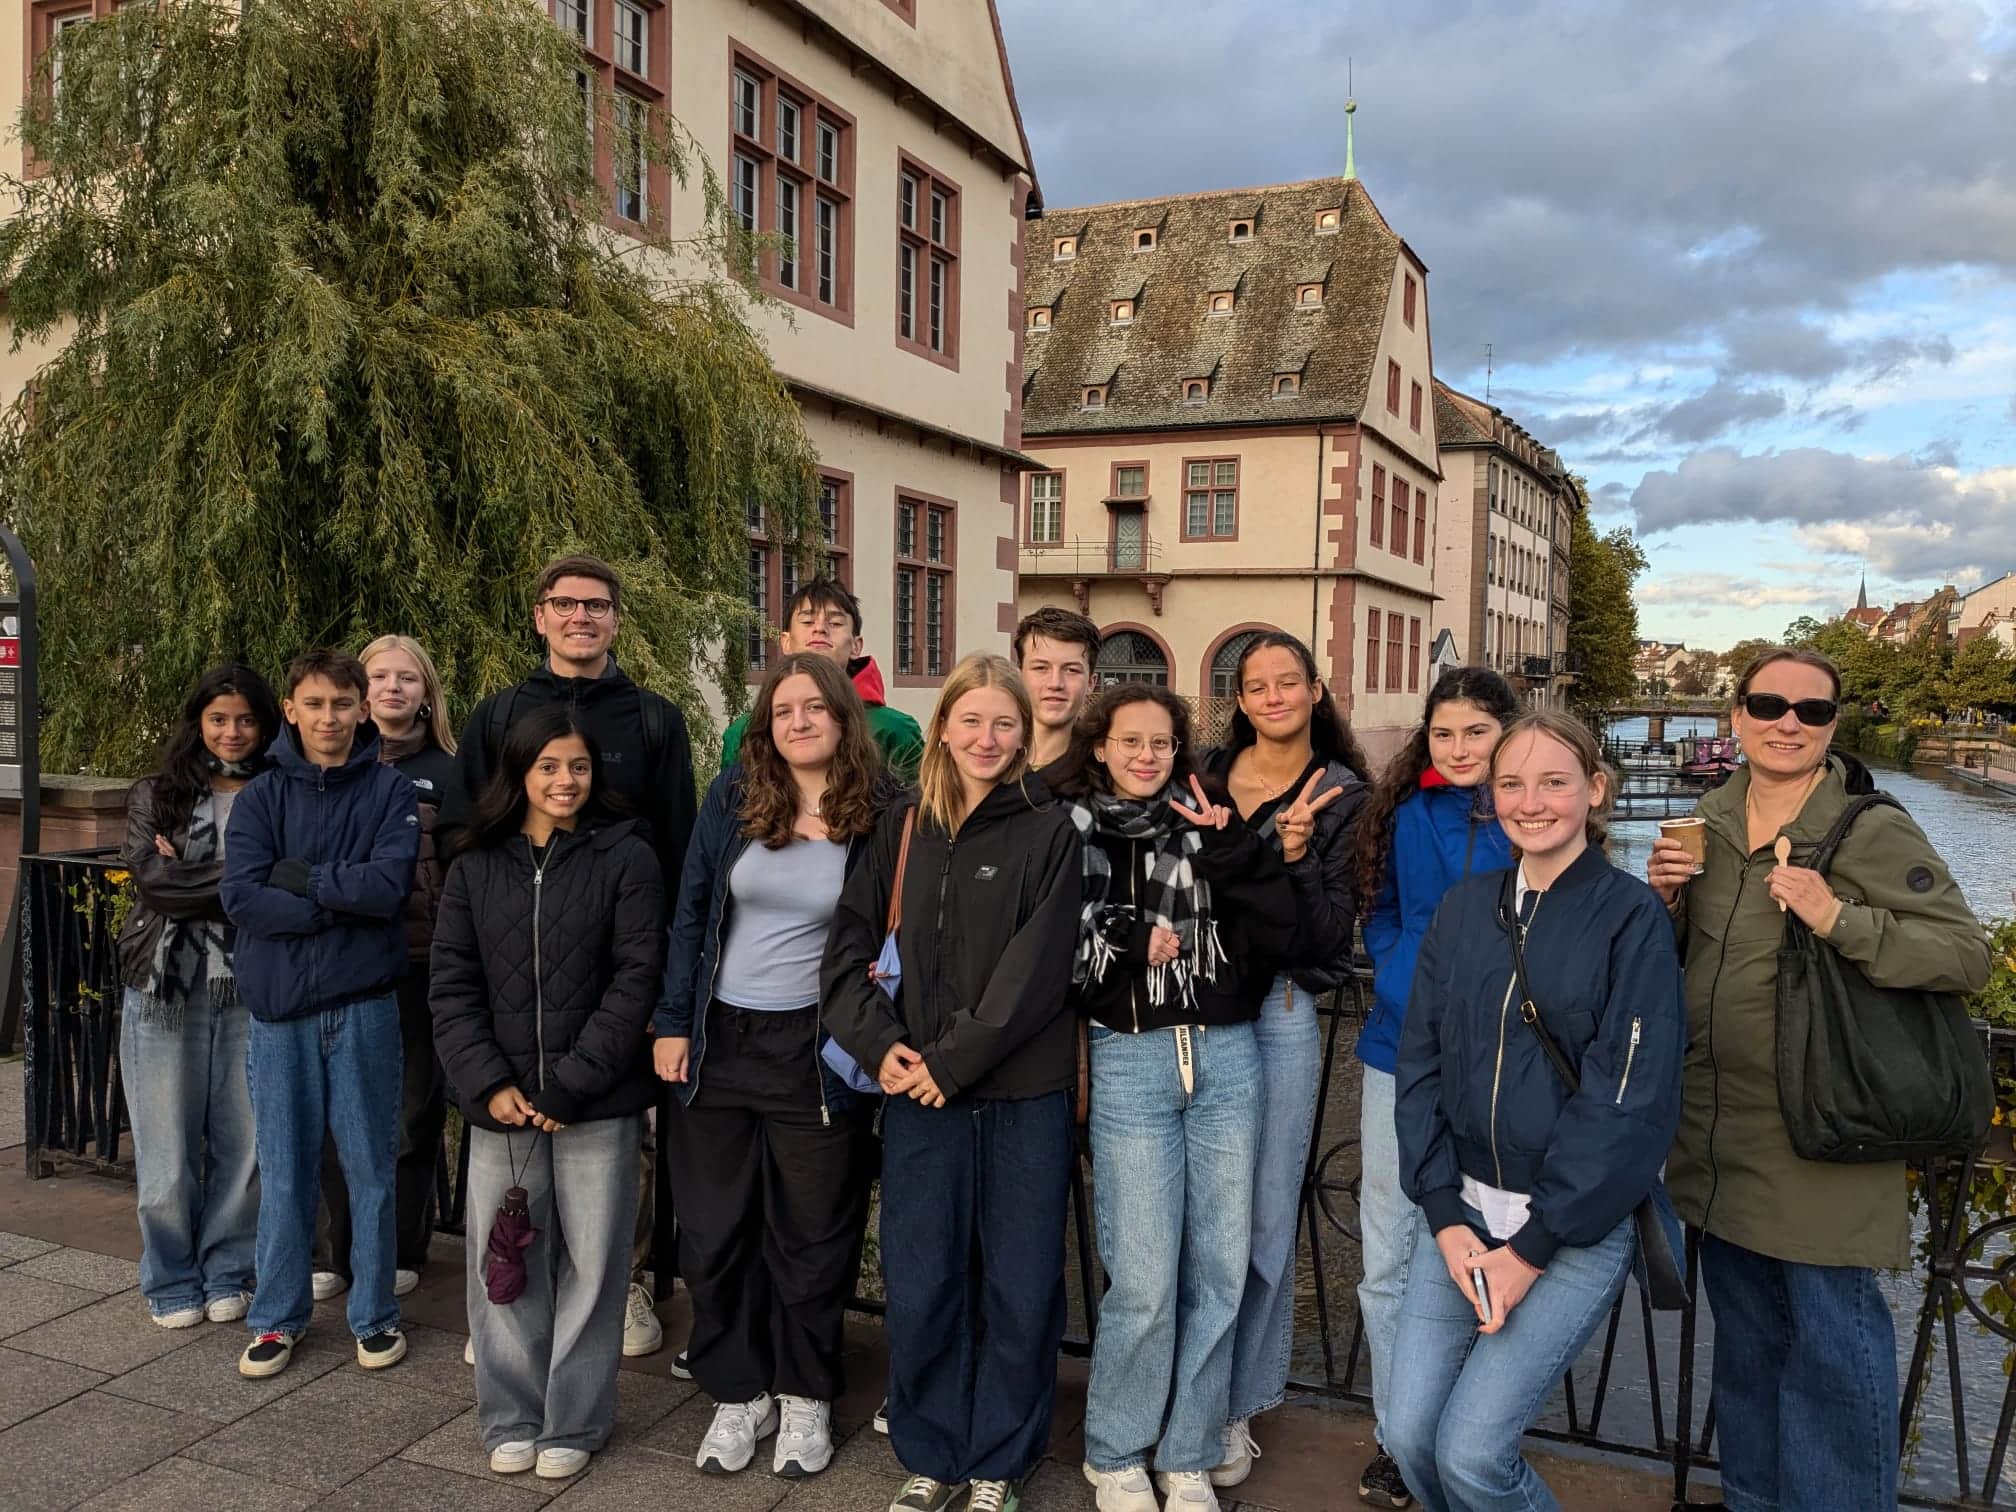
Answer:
[
  {"left": 1433, "top": 383, "right": 1493, "bottom": 447},
  {"left": 1021, "top": 176, "right": 1406, "bottom": 436}
]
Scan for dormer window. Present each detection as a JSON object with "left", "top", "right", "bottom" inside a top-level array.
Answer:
[
  {"left": 1027, "top": 306, "right": 1052, "bottom": 332},
  {"left": 1229, "top": 218, "right": 1254, "bottom": 242},
  {"left": 1081, "top": 384, "right": 1108, "bottom": 410},
  {"left": 1054, "top": 236, "right": 1077, "bottom": 262},
  {"left": 1273, "top": 373, "right": 1301, "bottom": 398},
  {"left": 1182, "top": 378, "right": 1209, "bottom": 405},
  {"left": 1315, "top": 207, "right": 1341, "bottom": 233},
  {"left": 1133, "top": 227, "right": 1157, "bottom": 252},
  {"left": 1110, "top": 299, "right": 1135, "bottom": 326},
  {"left": 1207, "top": 291, "right": 1236, "bottom": 316},
  {"left": 1295, "top": 282, "right": 1325, "bottom": 308}
]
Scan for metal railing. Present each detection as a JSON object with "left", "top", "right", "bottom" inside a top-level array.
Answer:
[
  {"left": 22, "top": 850, "right": 2016, "bottom": 1506},
  {"left": 1018, "top": 536, "right": 1163, "bottom": 576}
]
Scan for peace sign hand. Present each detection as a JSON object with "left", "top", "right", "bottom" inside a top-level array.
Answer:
[
  {"left": 1277, "top": 770, "right": 1345, "bottom": 863},
  {"left": 1170, "top": 773, "right": 1232, "bottom": 831}
]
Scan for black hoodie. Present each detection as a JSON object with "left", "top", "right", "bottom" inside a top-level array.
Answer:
[{"left": 822, "top": 775, "right": 1083, "bottom": 1103}]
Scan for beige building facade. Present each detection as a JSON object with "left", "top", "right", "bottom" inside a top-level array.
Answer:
[
  {"left": 2, "top": 0, "right": 1041, "bottom": 726},
  {"left": 1016, "top": 176, "right": 1439, "bottom": 761},
  {"left": 1430, "top": 382, "right": 1577, "bottom": 707}
]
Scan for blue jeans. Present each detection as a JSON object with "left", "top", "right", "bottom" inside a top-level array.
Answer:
[
  {"left": 1699, "top": 1232, "right": 1899, "bottom": 1512},
  {"left": 1086, "top": 1021, "right": 1259, "bottom": 1473},
  {"left": 881, "top": 1091, "right": 1072, "bottom": 1486},
  {"left": 246, "top": 996, "right": 402, "bottom": 1340},
  {"left": 467, "top": 1116, "right": 640, "bottom": 1453},
  {"left": 1384, "top": 1206, "right": 1635, "bottom": 1512},
  {"left": 1355, "top": 1062, "right": 1419, "bottom": 1442},
  {"left": 1227, "top": 976, "right": 1324, "bottom": 1424},
  {"left": 121, "top": 984, "right": 259, "bottom": 1316}
]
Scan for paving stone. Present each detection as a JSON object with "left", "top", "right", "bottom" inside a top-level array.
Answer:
[
  {"left": 543, "top": 1445, "right": 792, "bottom": 1511},
  {"left": 312, "top": 1458, "right": 555, "bottom": 1511},
  {"left": 0, "top": 1343, "right": 107, "bottom": 1430},
  {"left": 0, "top": 1389, "right": 210, "bottom": 1510},
  {"left": 769, "top": 1457, "right": 903, "bottom": 1510},
  {"left": 363, "top": 1323, "right": 480, "bottom": 1405},
  {"left": 12, "top": 1244, "right": 144, "bottom": 1294},
  {"left": 0, "top": 1269, "right": 110, "bottom": 1340},
  {"left": 99, "top": 1320, "right": 351, "bottom": 1422},
  {"left": 184, "top": 1364, "right": 465, "bottom": 1493},
  {"left": 72, "top": 1455, "right": 319, "bottom": 1512},
  {"left": 0, "top": 1231, "right": 61, "bottom": 1266},
  {"left": 6, "top": 1290, "right": 207, "bottom": 1374},
  {"left": 0, "top": 1074, "right": 22, "bottom": 1153},
  {"left": 398, "top": 1407, "right": 561, "bottom": 1498}
]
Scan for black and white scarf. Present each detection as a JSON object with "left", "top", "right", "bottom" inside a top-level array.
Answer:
[
  {"left": 1066, "top": 789, "right": 1223, "bottom": 1010},
  {"left": 138, "top": 790, "right": 238, "bottom": 1029}
]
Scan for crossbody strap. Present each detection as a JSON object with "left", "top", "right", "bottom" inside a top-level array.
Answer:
[
  {"left": 1498, "top": 870, "right": 1580, "bottom": 1096},
  {"left": 885, "top": 808, "right": 917, "bottom": 935},
  {"left": 1805, "top": 790, "right": 1898, "bottom": 876}
]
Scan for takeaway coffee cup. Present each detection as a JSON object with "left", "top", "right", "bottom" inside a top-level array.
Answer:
[{"left": 1659, "top": 816, "right": 1707, "bottom": 875}]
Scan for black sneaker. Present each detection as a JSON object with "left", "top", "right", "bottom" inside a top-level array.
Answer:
[
  {"left": 356, "top": 1329, "right": 407, "bottom": 1370},
  {"left": 1359, "top": 1449, "right": 1413, "bottom": 1508},
  {"left": 669, "top": 1349, "right": 692, "bottom": 1380},
  {"left": 238, "top": 1330, "right": 297, "bottom": 1379}
]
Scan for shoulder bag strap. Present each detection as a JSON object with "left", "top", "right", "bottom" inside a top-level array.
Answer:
[
  {"left": 1499, "top": 871, "right": 1580, "bottom": 1095},
  {"left": 1805, "top": 791, "right": 1899, "bottom": 876},
  {"left": 886, "top": 808, "right": 916, "bottom": 935}
]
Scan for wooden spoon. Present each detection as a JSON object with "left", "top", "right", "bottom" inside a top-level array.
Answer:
[{"left": 1773, "top": 835, "right": 1793, "bottom": 910}]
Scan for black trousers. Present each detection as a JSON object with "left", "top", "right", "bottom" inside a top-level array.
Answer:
[
  {"left": 665, "top": 1003, "right": 868, "bottom": 1403},
  {"left": 317, "top": 969, "right": 445, "bottom": 1275}
]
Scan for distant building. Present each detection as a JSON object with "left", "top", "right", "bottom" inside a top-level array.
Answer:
[
  {"left": 1843, "top": 572, "right": 1885, "bottom": 633},
  {"left": 1957, "top": 572, "right": 2016, "bottom": 645}
]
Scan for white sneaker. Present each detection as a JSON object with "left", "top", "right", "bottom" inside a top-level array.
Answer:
[
  {"left": 622, "top": 1281, "right": 663, "bottom": 1356},
  {"left": 1082, "top": 1462, "right": 1160, "bottom": 1512},
  {"left": 967, "top": 1482, "right": 1018, "bottom": 1512},
  {"left": 696, "top": 1394, "right": 777, "bottom": 1474},
  {"left": 535, "top": 1447, "right": 590, "bottom": 1480},
  {"left": 151, "top": 1304, "right": 204, "bottom": 1330},
  {"left": 1210, "top": 1418, "right": 1260, "bottom": 1488},
  {"left": 392, "top": 1269, "right": 420, "bottom": 1297},
  {"left": 311, "top": 1271, "right": 347, "bottom": 1301},
  {"left": 772, "top": 1395, "right": 833, "bottom": 1477},
  {"left": 1157, "top": 1470, "right": 1220, "bottom": 1510},
  {"left": 463, "top": 1335, "right": 475, "bottom": 1366},
  {"left": 489, "top": 1440, "right": 536, "bottom": 1474},
  {"left": 204, "top": 1292, "right": 251, "bottom": 1324}
]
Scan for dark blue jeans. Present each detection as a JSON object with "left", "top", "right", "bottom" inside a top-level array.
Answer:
[
  {"left": 881, "top": 1091, "right": 1072, "bottom": 1486},
  {"left": 1700, "top": 1232, "right": 1899, "bottom": 1512}
]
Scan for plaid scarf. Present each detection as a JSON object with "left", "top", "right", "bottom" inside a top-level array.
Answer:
[
  {"left": 1066, "top": 789, "right": 1223, "bottom": 1011},
  {"left": 138, "top": 791, "right": 237, "bottom": 1029}
]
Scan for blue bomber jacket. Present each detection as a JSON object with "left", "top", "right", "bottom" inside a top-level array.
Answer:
[{"left": 1394, "top": 844, "right": 1685, "bottom": 1270}]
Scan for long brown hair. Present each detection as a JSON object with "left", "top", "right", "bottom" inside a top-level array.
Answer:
[
  {"left": 917, "top": 654, "right": 1033, "bottom": 834},
  {"left": 1489, "top": 711, "right": 1616, "bottom": 853},
  {"left": 738, "top": 653, "right": 881, "bottom": 848},
  {"left": 1352, "top": 665, "right": 1521, "bottom": 905}
]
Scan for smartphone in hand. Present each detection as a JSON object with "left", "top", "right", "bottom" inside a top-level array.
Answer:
[{"left": 1471, "top": 1265, "right": 1494, "bottom": 1327}]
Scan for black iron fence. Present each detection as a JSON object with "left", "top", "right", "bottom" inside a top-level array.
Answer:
[{"left": 21, "top": 847, "right": 2016, "bottom": 1507}]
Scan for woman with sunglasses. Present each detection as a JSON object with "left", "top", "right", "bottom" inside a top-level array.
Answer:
[{"left": 1650, "top": 647, "right": 1990, "bottom": 1512}]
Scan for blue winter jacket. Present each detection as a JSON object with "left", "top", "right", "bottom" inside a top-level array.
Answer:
[
  {"left": 221, "top": 724, "right": 420, "bottom": 1023},
  {"left": 1357, "top": 783, "right": 1514, "bottom": 1073},
  {"left": 1394, "top": 845, "right": 1686, "bottom": 1269},
  {"left": 651, "top": 767, "right": 884, "bottom": 1114}
]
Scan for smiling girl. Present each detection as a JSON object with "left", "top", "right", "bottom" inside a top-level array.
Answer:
[
  {"left": 1385, "top": 712, "right": 1684, "bottom": 1512},
  {"left": 823, "top": 654, "right": 1082, "bottom": 1512}
]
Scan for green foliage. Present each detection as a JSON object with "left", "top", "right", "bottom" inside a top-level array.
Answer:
[
  {"left": 1565, "top": 483, "right": 1646, "bottom": 712},
  {"left": 1936, "top": 637, "right": 2016, "bottom": 717},
  {"left": 1882, "top": 634, "right": 1951, "bottom": 720},
  {"left": 1782, "top": 614, "right": 1827, "bottom": 644},
  {"left": 0, "top": 0, "right": 819, "bottom": 774},
  {"left": 1721, "top": 637, "right": 1779, "bottom": 683}
]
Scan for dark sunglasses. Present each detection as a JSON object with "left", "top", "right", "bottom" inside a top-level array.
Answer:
[{"left": 1741, "top": 693, "right": 1838, "bottom": 727}]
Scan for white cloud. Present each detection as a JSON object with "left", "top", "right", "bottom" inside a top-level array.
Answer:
[{"left": 1636, "top": 573, "right": 1846, "bottom": 610}]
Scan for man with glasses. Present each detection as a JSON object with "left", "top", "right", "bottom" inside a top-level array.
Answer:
[{"left": 452, "top": 553, "right": 695, "bottom": 1361}]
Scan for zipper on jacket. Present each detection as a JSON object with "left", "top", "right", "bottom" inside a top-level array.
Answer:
[
  {"left": 1489, "top": 891, "right": 1542, "bottom": 1187},
  {"left": 686, "top": 832, "right": 748, "bottom": 1108},
  {"left": 1129, "top": 839, "right": 1144, "bottom": 1034},
  {"left": 529, "top": 833, "right": 555, "bottom": 1092},
  {"left": 1615, "top": 1018, "right": 1642, "bottom": 1106},
  {"left": 1699, "top": 857, "right": 1755, "bottom": 1226}
]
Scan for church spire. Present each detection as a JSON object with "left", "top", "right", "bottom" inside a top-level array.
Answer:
[
  {"left": 1856, "top": 569, "right": 1868, "bottom": 613},
  {"left": 1344, "top": 96, "right": 1357, "bottom": 182}
]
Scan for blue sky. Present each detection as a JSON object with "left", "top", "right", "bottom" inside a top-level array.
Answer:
[{"left": 995, "top": 0, "right": 2016, "bottom": 651}]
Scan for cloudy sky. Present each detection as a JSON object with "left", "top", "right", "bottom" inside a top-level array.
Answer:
[{"left": 995, "top": 0, "right": 2016, "bottom": 650}]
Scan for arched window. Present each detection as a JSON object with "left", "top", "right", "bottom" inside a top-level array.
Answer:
[
  {"left": 1098, "top": 631, "right": 1169, "bottom": 687},
  {"left": 1210, "top": 630, "right": 1270, "bottom": 699}
]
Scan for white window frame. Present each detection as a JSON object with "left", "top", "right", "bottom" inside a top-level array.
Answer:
[
  {"left": 613, "top": 0, "right": 648, "bottom": 76},
  {"left": 732, "top": 153, "right": 760, "bottom": 234},
  {"left": 732, "top": 70, "right": 761, "bottom": 140},
  {"left": 613, "top": 93, "right": 647, "bottom": 222},
  {"left": 776, "top": 176, "right": 800, "bottom": 290},
  {"left": 554, "top": 0, "right": 591, "bottom": 45},
  {"left": 1029, "top": 473, "right": 1062, "bottom": 544}
]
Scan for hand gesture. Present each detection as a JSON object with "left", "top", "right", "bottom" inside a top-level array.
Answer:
[
  {"left": 905, "top": 1061, "right": 948, "bottom": 1110},
  {"left": 878, "top": 1042, "right": 928, "bottom": 1096},
  {"left": 153, "top": 833, "right": 177, "bottom": 859},
  {"left": 1170, "top": 774, "right": 1230, "bottom": 832},
  {"left": 488, "top": 1085, "right": 537, "bottom": 1127},
  {"left": 653, "top": 1037, "right": 691, "bottom": 1084},
  {"left": 1647, "top": 837, "right": 1696, "bottom": 906},
  {"left": 1276, "top": 770, "right": 1344, "bottom": 863},
  {"left": 1768, "top": 864, "right": 1843, "bottom": 936},
  {"left": 1146, "top": 925, "right": 1181, "bottom": 967}
]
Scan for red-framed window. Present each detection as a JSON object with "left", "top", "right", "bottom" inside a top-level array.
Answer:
[
  {"left": 1410, "top": 380, "right": 1424, "bottom": 432},
  {"left": 1366, "top": 609, "right": 1381, "bottom": 692},
  {"left": 744, "top": 470, "right": 854, "bottom": 674},
  {"left": 896, "top": 151, "right": 960, "bottom": 368},
  {"left": 894, "top": 491, "right": 956, "bottom": 682},
  {"left": 1390, "top": 472, "right": 1408, "bottom": 555},
  {"left": 1386, "top": 359, "right": 1402, "bottom": 414},
  {"left": 1369, "top": 464, "right": 1385, "bottom": 547},
  {"left": 1408, "top": 617, "right": 1422, "bottom": 691},
  {"left": 544, "top": 1, "right": 670, "bottom": 233},
  {"left": 1413, "top": 487, "right": 1427, "bottom": 563},
  {"left": 1403, "top": 274, "right": 1417, "bottom": 328},
  {"left": 1387, "top": 612, "right": 1404, "bottom": 691},
  {"left": 730, "top": 45, "right": 855, "bottom": 322},
  {"left": 1181, "top": 458, "right": 1239, "bottom": 540}
]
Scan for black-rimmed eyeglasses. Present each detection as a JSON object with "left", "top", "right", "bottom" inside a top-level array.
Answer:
[{"left": 540, "top": 596, "right": 615, "bottom": 621}]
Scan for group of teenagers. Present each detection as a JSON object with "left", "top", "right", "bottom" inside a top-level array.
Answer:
[{"left": 113, "top": 549, "right": 1990, "bottom": 1512}]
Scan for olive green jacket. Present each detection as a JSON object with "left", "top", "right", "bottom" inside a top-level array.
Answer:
[{"left": 1666, "top": 757, "right": 1990, "bottom": 1268}]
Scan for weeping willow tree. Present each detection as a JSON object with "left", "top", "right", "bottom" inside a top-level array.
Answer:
[{"left": 0, "top": 0, "right": 820, "bottom": 773}]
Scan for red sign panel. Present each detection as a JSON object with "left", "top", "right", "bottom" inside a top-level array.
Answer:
[{"left": 0, "top": 640, "right": 18, "bottom": 666}]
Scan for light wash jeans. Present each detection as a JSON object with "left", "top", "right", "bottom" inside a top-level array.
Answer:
[
  {"left": 246, "top": 996, "right": 402, "bottom": 1341},
  {"left": 1355, "top": 1062, "right": 1419, "bottom": 1442},
  {"left": 467, "top": 1116, "right": 640, "bottom": 1453},
  {"left": 1086, "top": 1020, "right": 1260, "bottom": 1474},
  {"left": 121, "top": 984, "right": 259, "bottom": 1316},
  {"left": 1226, "top": 975, "right": 1324, "bottom": 1423},
  {"left": 1383, "top": 1206, "right": 1636, "bottom": 1512}
]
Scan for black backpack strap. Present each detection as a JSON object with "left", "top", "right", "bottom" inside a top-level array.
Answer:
[
  {"left": 1497, "top": 871, "right": 1580, "bottom": 1096},
  {"left": 485, "top": 687, "right": 522, "bottom": 759},
  {"left": 639, "top": 690, "right": 668, "bottom": 770},
  {"left": 1805, "top": 791, "right": 1902, "bottom": 876}
]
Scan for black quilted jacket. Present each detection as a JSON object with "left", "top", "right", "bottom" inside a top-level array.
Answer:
[{"left": 430, "top": 819, "right": 665, "bottom": 1132}]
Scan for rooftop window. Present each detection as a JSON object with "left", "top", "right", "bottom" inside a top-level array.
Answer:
[{"left": 1053, "top": 235, "right": 1077, "bottom": 262}]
